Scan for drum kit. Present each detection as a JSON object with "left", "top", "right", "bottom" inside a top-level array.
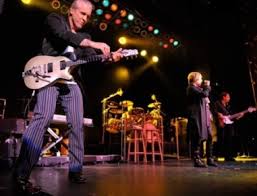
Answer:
[
  {"left": 104, "top": 99, "right": 163, "bottom": 134},
  {"left": 101, "top": 90, "right": 164, "bottom": 161}
]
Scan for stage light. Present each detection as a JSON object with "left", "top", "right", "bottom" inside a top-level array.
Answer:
[
  {"left": 120, "top": 9, "right": 127, "bottom": 17},
  {"left": 141, "top": 21, "right": 148, "bottom": 28},
  {"left": 51, "top": 0, "right": 61, "bottom": 9},
  {"left": 127, "top": 14, "right": 134, "bottom": 21},
  {"left": 118, "top": 37, "right": 127, "bottom": 45},
  {"left": 153, "top": 29, "right": 159, "bottom": 35},
  {"left": 104, "top": 13, "right": 112, "bottom": 20},
  {"left": 110, "top": 4, "right": 118, "bottom": 12},
  {"left": 152, "top": 56, "right": 159, "bottom": 63},
  {"left": 147, "top": 25, "right": 154, "bottom": 32},
  {"left": 60, "top": 5, "right": 69, "bottom": 14},
  {"left": 140, "top": 30, "right": 148, "bottom": 38},
  {"left": 115, "top": 19, "right": 122, "bottom": 25},
  {"left": 134, "top": 18, "right": 141, "bottom": 25},
  {"left": 99, "top": 22, "right": 108, "bottom": 31},
  {"left": 163, "top": 44, "right": 169, "bottom": 49},
  {"left": 173, "top": 40, "right": 179, "bottom": 46},
  {"left": 122, "top": 23, "right": 129, "bottom": 29},
  {"left": 159, "top": 41, "right": 163, "bottom": 46},
  {"left": 132, "top": 26, "right": 141, "bottom": 34},
  {"left": 96, "top": 8, "right": 103, "bottom": 15},
  {"left": 21, "top": 0, "right": 31, "bottom": 4},
  {"left": 140, "top": 50, "right": 147, "bottom": 57},
  {"left": 169, "top": 38, "right": 174, "bottom": 43},
  {"left": 102, "top": 0, "right": 110, "bottom": 7}
]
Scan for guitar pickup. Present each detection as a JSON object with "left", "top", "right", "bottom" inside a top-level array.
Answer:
[{"left": 47, "top": 63, "right": 53, "bottom": 72}]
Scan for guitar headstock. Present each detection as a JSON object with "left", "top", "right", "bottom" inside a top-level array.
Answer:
[
  {"left": 248, "top": 106, "right": 257, "bottom": 113},
  {"left": 120, "top": 49, "right": 139, "bottom": 58}
]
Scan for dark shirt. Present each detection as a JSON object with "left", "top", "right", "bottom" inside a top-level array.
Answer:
[
  {"left": 40, "top": 12, "right": 97, "bottom": 58},
  {"left": 39, "top": 12, "right": 99, "bottom": 92}
]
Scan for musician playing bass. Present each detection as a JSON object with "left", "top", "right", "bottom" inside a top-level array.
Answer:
[{"left": 214, "top": 91, "right": 244, "bottom": 162}]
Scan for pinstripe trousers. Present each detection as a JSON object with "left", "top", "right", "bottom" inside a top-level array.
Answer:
[{"left": 15, "top": 83, "right": 85, "bottom": 178}]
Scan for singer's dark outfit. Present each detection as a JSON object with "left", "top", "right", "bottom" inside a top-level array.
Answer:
[
  {"left": 214, "top": 101, "right": 236, "bottom": 161},
  {"left": 14, "top": 12, "right": 96, "bottom": 181},
  {"left": 186, "top": 84, "right": 214, "bottom": 164}
]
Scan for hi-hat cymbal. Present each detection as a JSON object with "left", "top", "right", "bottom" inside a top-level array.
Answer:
[
  {"left": 107, "top": 101, "right": 118, "bottom": 108},
  {"left": 148, "top": 102, "right": 161, "bottom": 108},
  {"left": 120, "top": 100, "right": 134, "bottom": 107},
  {"left": 109, "top": 108, "right": 123, "bottom": 114}
]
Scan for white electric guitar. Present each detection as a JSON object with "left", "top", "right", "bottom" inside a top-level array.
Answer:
[
  {"left": 218, "top": 106, "right": 256, "bottom": 128},
  {"left": 22, "top": 49, "right": 138, "bottom": 90}
]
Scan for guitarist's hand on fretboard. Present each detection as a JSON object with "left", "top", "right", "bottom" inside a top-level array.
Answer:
[{"left": 110, "top": 48, "right": 123, "bottom": 62}]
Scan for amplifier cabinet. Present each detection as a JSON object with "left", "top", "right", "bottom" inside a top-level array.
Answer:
[{"left": 0, "top": 118, "right": 26, "bottom": 134}]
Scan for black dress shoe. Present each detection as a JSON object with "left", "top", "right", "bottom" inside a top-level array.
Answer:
[
  {"left": 194, "top": 158, "right": 207, "bottom": 168},
  {"left": 13, "top": 176, "right": 52, "bottom": 196},
  {"left": 68, "top": 172, "right": 86, "bottom": 184},
  {"left": 207, "top": 158, "right": 218, "bottom": 167}
]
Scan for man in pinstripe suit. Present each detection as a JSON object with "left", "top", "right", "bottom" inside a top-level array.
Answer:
[{"left": 13, "top": 0, "right": 123, "bottom": 195}]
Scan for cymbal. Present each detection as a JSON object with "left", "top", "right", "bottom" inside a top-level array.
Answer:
[
  {"left": 107, "top": 101, "right": 118, "bottom": 108},
  {"left": 109, "top": 108, "right": 123, "bottom": 114},
  {"left": 148, "top": 102, "right": 161, "bottom": 108},
  {"left": 120, "top": 100, "right": 134, "bottom": 107}
]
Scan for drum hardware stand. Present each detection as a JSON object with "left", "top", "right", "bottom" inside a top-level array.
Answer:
[
  {"left": 120, "top": 104, "right": 127, "bottom": 162},
  {"left": 101, "top": 88, "right": 123, "bottom": 156}
]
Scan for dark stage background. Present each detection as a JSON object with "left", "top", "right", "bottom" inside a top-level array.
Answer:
[{"left": 0, "top": 0, "right": 256, "bottom": 155}]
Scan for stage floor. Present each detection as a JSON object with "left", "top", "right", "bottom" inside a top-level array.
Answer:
[{"left": 1, "top": 159, "right": 257, "bottom": 196}]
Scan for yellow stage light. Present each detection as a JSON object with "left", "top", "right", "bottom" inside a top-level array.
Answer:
[
  {"left": 118, "top": 37, "right": 127, "bottom": 45},
  {"left": 110, "top": 4, "right": 118, "bottom": 12},
  {"left": 51, "top": 0, "right": 61, "bottom": 9},
  {"left": 21, "top": 0, "right": 32, "bottom": 5},
  {"left": 120, "top": 9, "right": 127, "bottom": 17},
  {"left": 140, "top": 50, "right": 147, "bottom": 57},
  {"left": 152, "top": 56, "right": 159, "bottom": 63}
]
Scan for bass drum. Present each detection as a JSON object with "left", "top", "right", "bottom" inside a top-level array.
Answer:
[{"left": 106, "top": 118, "right": 122, "bottom": 134}]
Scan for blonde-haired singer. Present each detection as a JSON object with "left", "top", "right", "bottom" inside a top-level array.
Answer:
[{"left": 186, "top": 72, "right": 217, "bottom": 167}]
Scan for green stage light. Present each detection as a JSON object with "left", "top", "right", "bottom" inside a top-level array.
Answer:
[
  {"left": 96, "top": 8, "right": 103, "bottom": 15},
  {"left": 173, "top": 40, "right": 179, "bottom": 46},
  {"left": 127, "top": 14, "right": 134, "bottom": 21},
  {"left": 153, "top": 29, "right": 159, "bottom": 35},
  {"left": 122, "top": 23, "right": 129, "bottom": 29},
  {"left": 102, "top": 0, "right": 110, "bottom": 7}
]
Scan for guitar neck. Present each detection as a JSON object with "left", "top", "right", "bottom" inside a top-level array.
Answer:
[
  {"left": 229, "top": 109, "right": 248, "bottom": 120},
  {"left": 66, "top": 54, "right": 106, "bottom": 67}
]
